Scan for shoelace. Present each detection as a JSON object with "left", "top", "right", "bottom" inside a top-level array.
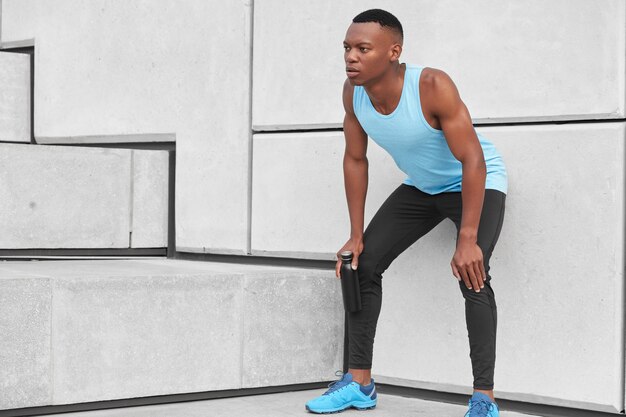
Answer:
[
  {"left": 323, "top": 370, "right": 348, "bottom": 395},
  {"left": 468, "top": 399, "right": 493, "bottom": 417}
]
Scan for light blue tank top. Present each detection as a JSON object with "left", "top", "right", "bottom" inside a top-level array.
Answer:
[{"left": 353, "top": 64, "right": 507, "bottom": 195}]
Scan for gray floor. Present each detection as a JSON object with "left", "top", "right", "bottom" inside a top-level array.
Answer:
[{"left": 44, "top": 389, "right": 543, "bottom": 417}]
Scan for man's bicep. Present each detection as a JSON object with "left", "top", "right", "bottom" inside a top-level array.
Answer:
[
  {"left": 343, "top": 112, "right": 368, "bottom": 161},
  {"left": 434, "top": 75, "right": 482, "bottom": 162},
  {"left": 441, "top": 102, "right": 483, "bottom": 163}
]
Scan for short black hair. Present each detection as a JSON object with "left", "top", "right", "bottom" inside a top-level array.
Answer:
[{"left": 352, "top": 9, "right": 403, "bottom": 41}]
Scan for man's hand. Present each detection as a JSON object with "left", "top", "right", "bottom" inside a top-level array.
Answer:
[
  {"left": 335, "top": 237, "right": 364, "bottom": 278},
  {"left": 450, "top": 239, "right": 486, "bottom": 292}
]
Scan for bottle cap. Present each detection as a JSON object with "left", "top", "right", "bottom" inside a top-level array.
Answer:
[{"left": 340, "top": 250, "right": 353, "bottom": 261}]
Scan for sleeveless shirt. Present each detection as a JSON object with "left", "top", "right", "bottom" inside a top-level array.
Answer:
[{"left": 352, "top": 64, "right": 507, "bottom": 195}]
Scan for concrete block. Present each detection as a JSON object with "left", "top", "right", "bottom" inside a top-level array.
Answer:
[
  {"left": 251, "top": 132, "right": 405, "bottom": 259},
  {"left": 52, "top": 271, "right": 243, "bottom": 404},
  {"left": 253, "top": 0, "right": 625, "bottom": 129},
  {"left": 371, "top": 122, "right": 625, "bottom": 413},
  {"left": 0, "top": 275, "right": 52, "bottom": 409},
  {"left": 131, "top": 150, "right": 169, "bottom": 248},
  {"left": 242, "top": 271, "right": 344, "bottom": 388},
  {"left": 1, "top": 0, "right": 252, "bottom": 253},
  {"left": 0, "top": 143, "right": 131, "bottom": 249},
  {"left": 0, "top": 259, "right": 341, "bottom": 409},
  {"left": 0, "top": 52, "right": 30, "bottom": 143}
]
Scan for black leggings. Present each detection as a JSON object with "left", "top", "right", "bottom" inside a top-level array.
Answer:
[{"left": 347, "top": 183, "right": 506, "bottom": 390}]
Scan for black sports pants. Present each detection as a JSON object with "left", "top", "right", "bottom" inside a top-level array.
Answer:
[{"left": 347, "top": 183, "right": 506, "bottom": 390}]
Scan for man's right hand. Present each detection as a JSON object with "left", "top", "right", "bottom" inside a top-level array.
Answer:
[{"left": 335, "top": 237, "right": 364, "bottom": 278}]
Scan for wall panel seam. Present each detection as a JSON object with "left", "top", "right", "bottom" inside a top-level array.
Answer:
[
  {"left": 246, "top": 0, "right": 255, "bottom": 255},
  {"left": 50, "top": 278, "right": 55, "bottom": 403},
  {"left": 129, "top": 150, "right": 134, "bottom": 248},
  {"left": 621, "top": 3, "right": 626, "bottom": 409},
  {"left": 240, "top": 275, "right": 246, "bottom": 388},
  {"left": 252, "top": 118, "right": 626, "bottom": 135}
]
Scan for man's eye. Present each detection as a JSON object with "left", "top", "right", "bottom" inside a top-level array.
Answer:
[
  {"left": 343, "top": 46, "right": 350, "bottom": 51},
  {"left": 360, "top": 47, "right": 369, "bottom": 52}
]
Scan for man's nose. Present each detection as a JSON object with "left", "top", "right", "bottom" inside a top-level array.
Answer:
[{"left": 345, "top": 52, "right": 358, "bottom": 63}]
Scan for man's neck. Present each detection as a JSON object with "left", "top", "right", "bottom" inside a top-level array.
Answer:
[{"left": 363, "top": 62, "right": 405, "bottom": 114}]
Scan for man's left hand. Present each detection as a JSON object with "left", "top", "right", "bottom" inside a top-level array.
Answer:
[{"left": 450, "top": 240, "right": 486, "bottom": 292}]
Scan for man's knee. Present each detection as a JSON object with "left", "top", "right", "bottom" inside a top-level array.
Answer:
[{"left": 458, "top": 278, "right": 496, "bottom": 307}]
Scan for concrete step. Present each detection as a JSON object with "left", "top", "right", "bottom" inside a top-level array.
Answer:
[
  {"left": 0, "top": 258, "right": 343, "bottom": 411},
  {"left": 0, "top": 143, "right": 169, "bottom": 249}
]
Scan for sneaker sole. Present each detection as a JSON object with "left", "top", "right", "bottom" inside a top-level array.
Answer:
[{"left": 305, "top": 400, "right": 377, "bottom": 414}]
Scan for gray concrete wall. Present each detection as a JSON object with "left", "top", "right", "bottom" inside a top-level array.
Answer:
[
  {"left": 1, "top": 0, "right": 252, "bottom": 253},
  {"left": 251, "top": 131, "right": 405, "bottom": 258},
  {"left": 0, "top": 0, "right": 624, "bottom": 413},
  {"left": 253, "top": 0, "right": 624, "bottom": 130}
]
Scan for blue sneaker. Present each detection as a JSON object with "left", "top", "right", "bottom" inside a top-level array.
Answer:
[
  {"left": 305, "top": 371, "right": 377, "bottom": 414},
  {"left": 464, "top": 392, "right": 500, "bottom": 417}
]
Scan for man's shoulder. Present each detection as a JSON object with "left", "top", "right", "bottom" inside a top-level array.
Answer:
[
  {"left": 343, "top": 78, "right": 355, "bottom": 93},
  {"left": 417, "top": 66, "right": 457, "bottom": 101},
  {"left": 421, "top": 67, "right": 454, "bottom": 88}
]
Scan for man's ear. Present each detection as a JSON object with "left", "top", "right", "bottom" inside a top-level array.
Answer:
[{"left": 389, "top": 43, "right": 403, "bottom": 63}]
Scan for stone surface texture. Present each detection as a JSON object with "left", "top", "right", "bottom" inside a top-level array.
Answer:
[
  {"left": 0, "top": 143, "right": 131, "bottom": 248},
  {"left": 0, "top": 52, "right": 30, "bottom": 142},
  {"left": 0, "top": 275, "right": 52, "bottom": 409},
  {"left": 251, "top": 132, "right": 404, "bottom": 259},
  {"left": 242, "top": 272, "right": 344, "bottom": 387},
  {"left": 131, "top": 150, "right": 169, "bottom": 248},
  {"left": 52, "top": 273, "right": 243, "bottom": 403},
  {"left": 0, "top": 144, "right": 169, "bottom": 249}
]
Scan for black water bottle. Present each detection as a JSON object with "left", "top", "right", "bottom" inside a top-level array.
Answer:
[{"left": 339, "top": 250, "right": 362, "bottom": 312}]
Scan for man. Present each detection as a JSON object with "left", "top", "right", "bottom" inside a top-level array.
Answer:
[{"left": 305, "top": 9, "right": 507, "bottom": 417}]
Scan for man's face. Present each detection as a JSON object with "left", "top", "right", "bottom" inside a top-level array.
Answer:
[{"left": 343, "top": 22, "right": 401, "bottom": 86}]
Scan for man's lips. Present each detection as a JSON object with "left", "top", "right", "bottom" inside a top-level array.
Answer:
[{"left": 346, "top": 68, "right": 359, "bottom": 78}]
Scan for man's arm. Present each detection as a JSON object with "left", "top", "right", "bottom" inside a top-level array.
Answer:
[
  {"left": 429, "top": 69, "right": 487, "bottom": 292},
  {"left": 335, "top": 78, "right": 369, "bottom": 278}
]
